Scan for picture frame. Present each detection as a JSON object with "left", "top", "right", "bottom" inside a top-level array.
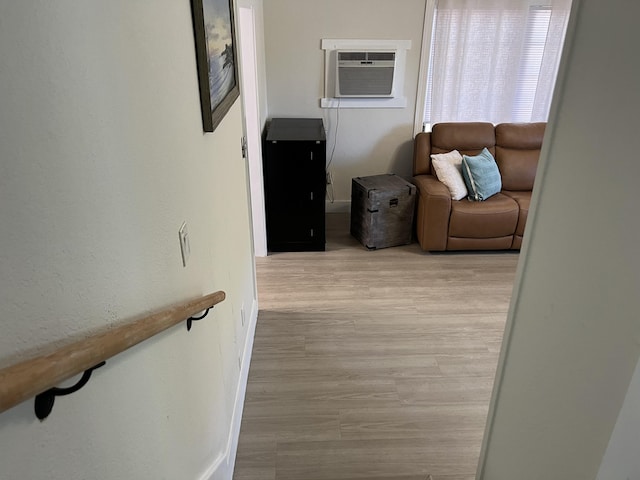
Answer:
[{"left": 191, "top": 0, "right": 240, "bottom": 133}]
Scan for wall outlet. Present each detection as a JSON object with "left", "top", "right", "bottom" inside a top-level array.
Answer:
[{"left": 178, "top": 222, "right": 190, "bottom": 267}]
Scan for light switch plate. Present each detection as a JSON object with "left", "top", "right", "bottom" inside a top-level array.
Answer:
[{"left": 178, "top": 222, "right": 190, "bottom": 267}]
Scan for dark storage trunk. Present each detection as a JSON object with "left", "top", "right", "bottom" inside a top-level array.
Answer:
[{"left": 350, "top": 174, "right": 416, "bottom": 249}]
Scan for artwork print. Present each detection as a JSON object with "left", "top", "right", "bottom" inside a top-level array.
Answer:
[{"left": 191, "top": 0, "right": 240, "bottom": 132}]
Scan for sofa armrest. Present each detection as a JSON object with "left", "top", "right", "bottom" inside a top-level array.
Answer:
[
  {"left": 413, "top": 132, "right": 432, "bottom": 176},
  {"left": 413, "top": 174, "right": 452, "bottom": 251}
]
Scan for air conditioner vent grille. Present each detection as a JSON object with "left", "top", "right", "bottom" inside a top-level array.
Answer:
[
  {"left": 367, "top": 52, "right": 395, "bottom": 61},
  {"left": 338, "top": 51, "right": 367, "bottom": 61},
  {"left": 338, "top": 67, "right": 394, "bottom": 96}
]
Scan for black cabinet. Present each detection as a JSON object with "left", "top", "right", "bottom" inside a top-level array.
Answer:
[{"left": 263, "top": 118, "right": 326, "bottom": 252}]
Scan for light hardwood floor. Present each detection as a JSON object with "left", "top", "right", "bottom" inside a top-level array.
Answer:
[{"left": 233, "top": 213, "right": 519, "bottom": 480}]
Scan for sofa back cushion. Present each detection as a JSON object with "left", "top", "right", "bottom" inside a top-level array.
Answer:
[
  {"left": 495, "top": 123, "right": 546, "bottom": 191},
  {"left": 430, "top": 123, "right": 496, "bottom": 174},
  {"left": 414, "top": 122, "right": 496, "bottom": 176}
]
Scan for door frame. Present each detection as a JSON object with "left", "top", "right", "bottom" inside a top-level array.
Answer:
[{"left": 237, "top": 3, "right": 267, "bottom": 257}]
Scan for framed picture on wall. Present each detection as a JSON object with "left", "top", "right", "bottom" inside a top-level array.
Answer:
[{"left": 191, "top": 0, "right": 240, "bottom": 132}]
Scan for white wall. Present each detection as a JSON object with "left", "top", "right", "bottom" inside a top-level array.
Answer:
[
  {"left": 479, "top": 1, "right": 640, "bottom": 479},
  {"left": 0, "top": 1, "right": 256, "bottom": 479},
  {"left": 263, "top": 0, "right": 426, "bottom": 205},
  {"left": 597, "top": 358, "right": 640, "bottom": 480}
]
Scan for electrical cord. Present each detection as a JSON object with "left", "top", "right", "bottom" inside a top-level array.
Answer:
[
  {"left": 325, "top": 97, "right": 340, "bottom": 203},
  {"left": 327, "top": 97, "right": 340, "bottom": 169}
]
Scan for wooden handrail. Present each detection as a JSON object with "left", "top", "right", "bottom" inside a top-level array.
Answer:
[{"left": 0, "top": 290, "right": 226, "bottom": 416}]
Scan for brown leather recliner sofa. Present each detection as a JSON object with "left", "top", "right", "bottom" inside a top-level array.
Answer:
[{"left": 413, "top": 122, "right": 546, "bottom": 251}]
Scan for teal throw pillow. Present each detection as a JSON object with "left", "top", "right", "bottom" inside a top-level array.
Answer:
[{"left": 461, "top": 148, "right": 502, "bottom": 201}]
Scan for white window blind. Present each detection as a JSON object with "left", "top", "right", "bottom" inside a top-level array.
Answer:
[
  {"left": 513, "top": 6, "right": 552, "bottom": 121},
  {"left": 423, "top": 0, "right": 571, "bottom": 130}
]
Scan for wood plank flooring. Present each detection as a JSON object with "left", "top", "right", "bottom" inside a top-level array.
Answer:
[{"left": 233, "top": 213, "right": 519, "bottom": 480}]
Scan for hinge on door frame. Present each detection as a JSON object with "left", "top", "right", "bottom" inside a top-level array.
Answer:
[{"left": 241, "top": 136, "right": 247, "bottom": 158}]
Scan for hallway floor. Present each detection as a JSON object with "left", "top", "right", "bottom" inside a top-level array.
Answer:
[{"left": 233, "top": 213, "right": 518, "bottom": 480}]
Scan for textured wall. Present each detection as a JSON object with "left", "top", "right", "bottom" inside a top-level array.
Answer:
[{"left": 0, "top": 1, "right": 256, "bottom": 479}]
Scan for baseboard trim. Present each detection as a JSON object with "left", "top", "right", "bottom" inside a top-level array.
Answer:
[
  {"left": 325, "top": 199, "right": 351, "bottom": 213},
  {"left": 198, "top": 298, "right": 259, "bottom": 480}
]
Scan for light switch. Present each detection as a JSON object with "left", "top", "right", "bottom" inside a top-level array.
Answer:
[{"left": 178, "top": 222, "right": 190, "bottom": 267}]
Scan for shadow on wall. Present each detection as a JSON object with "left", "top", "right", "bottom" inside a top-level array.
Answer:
[{"left": 376, "top": 125, "right": 415, "bottom": 181}]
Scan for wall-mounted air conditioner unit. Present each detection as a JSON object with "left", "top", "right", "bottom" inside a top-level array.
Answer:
[{"left": 335, "top": 50, "right": 396, "bottom": 98}]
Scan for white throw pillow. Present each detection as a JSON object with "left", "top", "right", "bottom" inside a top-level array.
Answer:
[{"left": 430, "top": 150, "right": 468, "bottom": 201}]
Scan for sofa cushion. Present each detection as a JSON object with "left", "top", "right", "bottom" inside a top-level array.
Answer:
[
  {"left": 431, "top": 122, "right": 496, "bottom": 154},
  {"left": 430, "top": 150, "right": 468, "bottom": 201},
  {"left": 495, "top": 123, "right": 546, "bottom": 190},
  {"left": 414, "top": 123, "right": 496, "bottom": 177},
  {"left": 495, "top": 149, "right": 540, "bottom": 191},
  {"left": 502, "top": 190, "right": 531, "bottom": 236},
  {"left": 449, "top": 193, "right": 519, "bottom": 238},
  {"left": 430, "top": 122, "right": 496, "bottom": 174},
  {"left": 461, "top": 148, "right": 502, "bottom": 201}
]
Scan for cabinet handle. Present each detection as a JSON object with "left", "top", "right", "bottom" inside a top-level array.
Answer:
[
  {"left": 310, "top": 229, "right": 314, "bottom": 237},
  {"left": 310, "top": 192, "right": 314, "bottom": 201},
  {"left": 310, "top": 151, "right": 313, "bottom": 160}
]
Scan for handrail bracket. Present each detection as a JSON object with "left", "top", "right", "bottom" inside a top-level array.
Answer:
[
  {"left": 186, "top": 307, "right": 211, "bottom": 331},
  {"left": 34, "top": 361, "right": 106, "bottom": 420}
]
